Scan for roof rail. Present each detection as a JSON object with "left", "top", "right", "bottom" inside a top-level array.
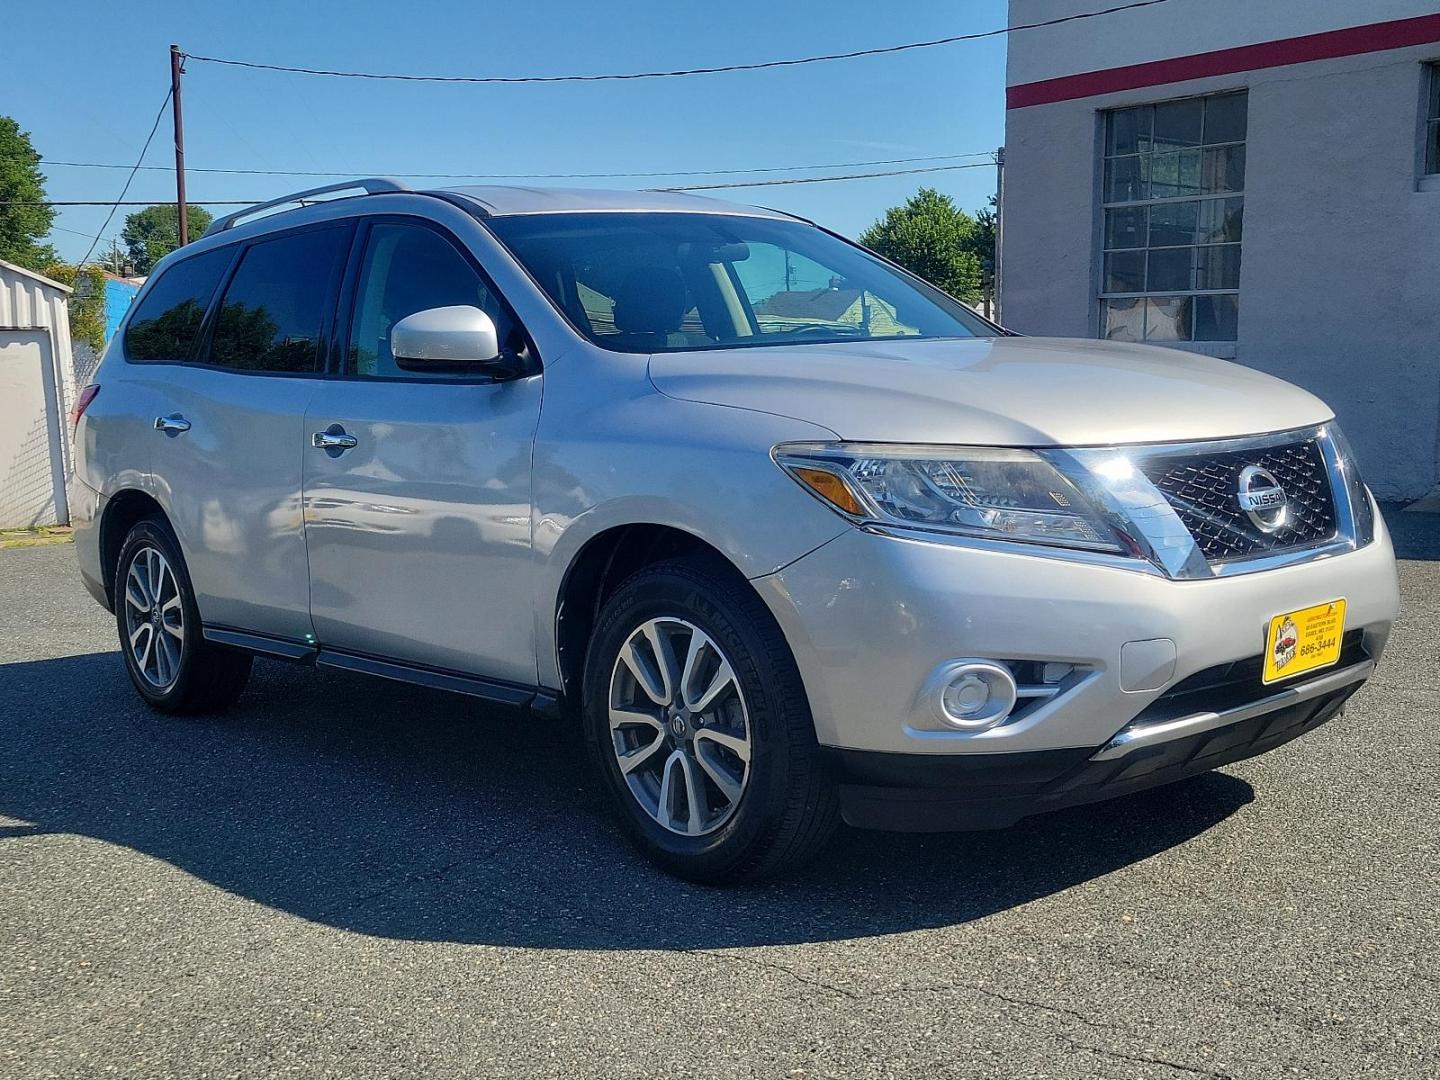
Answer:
[{"left": 204, "top": 178, "right": 409, "bottom": 236}]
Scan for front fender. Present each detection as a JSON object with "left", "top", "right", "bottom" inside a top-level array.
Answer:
[{"left": 531, "top": 386, "right": 847, "bottom": 689}]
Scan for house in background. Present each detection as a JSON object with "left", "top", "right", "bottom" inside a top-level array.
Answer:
[
  {"left": 0, "top": 260, "right": 76, "bottom": 528},
  {"left": 753, "top": 286, "right": 913, "bottom": 336},
  {"left": 99, "top": 271, "right": 143, "bottom": 343},
  {"left": 70, "top": 269, "right": 143, "bottom": 384},
  {"left": 1001, "top": 0, "right": 1440, "bottom": 501}
]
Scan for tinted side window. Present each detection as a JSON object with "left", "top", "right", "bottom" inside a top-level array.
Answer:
[
  {"left": 347, "top": 222, "right": 517, "bottom": 379},
  {"left": 207, "top": 227, "right": 348, "bottom": 374},
  {"left": 123, "top": 248, "right": 232, "bottom": 362}
]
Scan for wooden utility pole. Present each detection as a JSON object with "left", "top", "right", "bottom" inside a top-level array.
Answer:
[
  {"left": 100, "top": 237, "right": 127, "bottom": 275},
  {"left": 170, "top": 44, "right": 189, "bottom": 246},
  {"left": 993, "top": 145, "right": 1005, "bottom": 325}
]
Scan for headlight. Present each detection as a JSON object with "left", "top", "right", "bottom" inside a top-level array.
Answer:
[
  {"left": 1324, "top": 425, "right": 1375, "bottom": 546},
  {"left": 774, "top": 442, "right": 1125, "bottom": 553}
]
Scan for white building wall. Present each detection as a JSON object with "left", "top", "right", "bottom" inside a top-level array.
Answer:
[
  {"left": 1006, "top": 0, "right": 1440, "bottom": 85},
  {"left": 0, "top": 262, "right": 77, "bottom": 526},
  {"left": 1002, "top": 1, "right": 1440, "bottom": 500}
]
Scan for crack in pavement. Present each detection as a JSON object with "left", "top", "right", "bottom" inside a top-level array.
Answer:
[
  {"left": 953, "top": 983, "right": 1118, "bottom": 1033},
  {"left": 875, "top": 980, "right": 1242, "bottom": 1078},
  {"left": 754, "top": 972, "right": 1134, "bottom": 1039},
  {"left": 690, "top": 949, "right": 861, "bottom": 1000},
  {"left": 1010, "top": 1015, "right": 1238, "bottom": 1079}
]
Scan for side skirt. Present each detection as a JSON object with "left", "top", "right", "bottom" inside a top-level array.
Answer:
[
  {"left": 203, "top": 626, "right": 316, "bottom": 662},
  {"left": 202, "top": 625, "right": 563, "bottom": 717}
]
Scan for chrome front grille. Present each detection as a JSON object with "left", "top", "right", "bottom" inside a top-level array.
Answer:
[{"left": 1139, "top": 438, "right": 1338, "bottom": 562}]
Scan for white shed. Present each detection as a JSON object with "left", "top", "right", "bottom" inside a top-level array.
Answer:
[{"left": 0, "top": 260, "right": 77, "bottom": 528}]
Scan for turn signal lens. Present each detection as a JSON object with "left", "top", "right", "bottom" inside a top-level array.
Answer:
[{"left": 790, "top": 466, "right": 867, "bottom": 516}]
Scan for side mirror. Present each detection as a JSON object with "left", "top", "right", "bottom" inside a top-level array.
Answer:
[{"left": 391, "top": 305, "right": 505, "bottom": 373}]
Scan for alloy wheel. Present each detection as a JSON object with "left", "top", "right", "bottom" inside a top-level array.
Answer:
[
  {"left": 123, "top": 545, "right": 185, "bottom": 690},
  {"left": 607, "top": 617, "right": 752, "bottom": 836}
]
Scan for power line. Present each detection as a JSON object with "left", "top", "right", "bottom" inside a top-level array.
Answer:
[
  {"left": 658, "top": 161, "right": 995, "bottom": 191},
  {"left": 14, "top": 158, "right": 1001, "bottom": 210},
  {"left": 50, "top": 223, "right": 109, "bottom": 239},
  {"left": 76, "top": 88, "right": 173, "bottom": 268},
  {"left": 40, "top": 151, "right": 994, "bottom": 181},
  {"left": 181, "top": 1, "right": 1169, "bottom": 85},
  {"left": 20, "top": 200, "right": 261, "bottom": 207}
]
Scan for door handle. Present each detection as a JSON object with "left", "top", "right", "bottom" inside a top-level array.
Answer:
[
  {"left": 154, "top": 414, "right": 191, "bottom": 435},
  {"left": 312, "top": 427, "right": 358, "bottom": 452}
]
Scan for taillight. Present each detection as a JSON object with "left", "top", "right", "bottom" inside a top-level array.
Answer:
[{"left": 70, "top": 384, "right": 100, "bottom": 432}]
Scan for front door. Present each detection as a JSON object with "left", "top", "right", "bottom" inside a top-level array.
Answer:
[{"left": 302, "top": 218, "right": 542, "bottom": 685}]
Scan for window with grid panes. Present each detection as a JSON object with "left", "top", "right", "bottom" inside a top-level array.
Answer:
[
  {"left": 1100, "top": 91, "right": 1247, "bottom": 343},
  {"left": 1425, "top": 63, "right": 1439, "bottom": 176}
]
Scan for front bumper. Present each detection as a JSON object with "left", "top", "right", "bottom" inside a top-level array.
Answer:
[
  {"left": 828, "top": 668, "right": 1361, "bottom": 831},
  {"left": 752, "top": 510, "right": 1399, "bottom": 763}
]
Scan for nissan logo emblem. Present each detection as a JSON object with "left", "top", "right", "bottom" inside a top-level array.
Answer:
[{"left": 1237, "top": 465, "right": 1289, "bottom": 533}]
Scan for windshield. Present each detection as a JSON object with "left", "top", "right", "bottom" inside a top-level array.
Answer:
[{"left": 485, "top": 212, "right": 994, "bottom": 353}]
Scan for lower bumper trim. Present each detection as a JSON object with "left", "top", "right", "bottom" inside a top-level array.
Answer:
[
  {"left": 828, "top": 683, "right": 1359, "bottom": 832},
  {"left": 1090, "top": 658, "right": 1374, "bottom": 762}
]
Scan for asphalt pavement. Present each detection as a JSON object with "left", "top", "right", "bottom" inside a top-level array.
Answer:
[{"left": 1, "top": 536, "right": 1436, "bottom": 1079}]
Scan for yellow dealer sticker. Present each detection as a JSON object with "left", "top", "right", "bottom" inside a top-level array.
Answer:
[{"left": 1263, "top": 599, "right": 1346, "bottom": 685}]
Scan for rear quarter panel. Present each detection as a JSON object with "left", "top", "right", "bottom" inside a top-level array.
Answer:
[{"left": 74, "top": 349, "right": 165, "bottom": 501}]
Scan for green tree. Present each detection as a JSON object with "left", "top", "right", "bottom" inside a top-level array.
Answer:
[
  {"left": 0, "top": 116, "right": 57, "bottom": 270},
  {"left": 41, "top": 264, "right": 107, "bottom": 352},
  {"left": 124, "top": 297, "right": 210, "bottom": 361},
  {"left": 859, "top": 188, "right": 981, "bottom": 301},
  {"left": 121, "top": 204, "right": 214, "bottom": 275},
  {"left": 965, "top": 197, "right": 997, "bottom": 275}
]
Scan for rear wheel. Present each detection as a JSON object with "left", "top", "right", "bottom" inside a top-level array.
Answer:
[
  {"left": 583, "top": 555, "right": 839, "bottom": 883},
  {"left": 115, "top": 517, "right": 252, "bottom": 715}
]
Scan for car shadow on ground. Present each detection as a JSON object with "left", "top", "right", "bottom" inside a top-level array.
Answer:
[{"left": 1, "top": 650, "right": 1254, "bottom": 949}]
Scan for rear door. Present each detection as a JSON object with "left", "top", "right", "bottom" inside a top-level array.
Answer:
[
  {"left": 149, "top": 223, "right": 350, "bottom": 640},
  {"left": 96, "top": 245, "right": 234, "bottom": 513},
  {"left": 301, "top": 217, "right": 542, "bottom": 685}
]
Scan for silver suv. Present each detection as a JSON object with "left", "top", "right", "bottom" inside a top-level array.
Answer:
[{"left": 73, "top": 180, "right": 1399, "bottom": 881}]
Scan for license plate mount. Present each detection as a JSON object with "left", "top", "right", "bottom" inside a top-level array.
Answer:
[{"left": 1263, "top": 599, "right": 1346, "bottom": 685}]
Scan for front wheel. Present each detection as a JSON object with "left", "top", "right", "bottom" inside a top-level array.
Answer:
[
  {"left": 582, "top": 556, "right": 839, "bottom": 883},
  {"left": 114, "top": 517, "right": 253, "bottom": 715}
]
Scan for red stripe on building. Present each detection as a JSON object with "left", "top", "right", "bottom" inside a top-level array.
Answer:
[{"left": 1007, "top": 12, "right": 1440, "bottom": 109}]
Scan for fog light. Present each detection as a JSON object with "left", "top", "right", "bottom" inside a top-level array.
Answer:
[
  {"left": 934, "top": 661, "right": 1018, "bottom": 730},
  {"left": 943, "top": 674, "right": 990, "bottom": 717}
]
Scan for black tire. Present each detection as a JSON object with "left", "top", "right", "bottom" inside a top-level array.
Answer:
[
  {"left": 114, "top": 516, "right": 252, "bottom": 715},
  {"left": 582, "top": 554, "right": 839, "bottom": 883}
]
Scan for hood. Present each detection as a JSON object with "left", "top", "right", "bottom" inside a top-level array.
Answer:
[{"left": 647, "top": 337, "right": 1333, "bottom": 447}]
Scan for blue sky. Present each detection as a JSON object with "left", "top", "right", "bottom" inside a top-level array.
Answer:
[{"left": 9, "top": 0, "right": 1008, "bottom": 263}]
